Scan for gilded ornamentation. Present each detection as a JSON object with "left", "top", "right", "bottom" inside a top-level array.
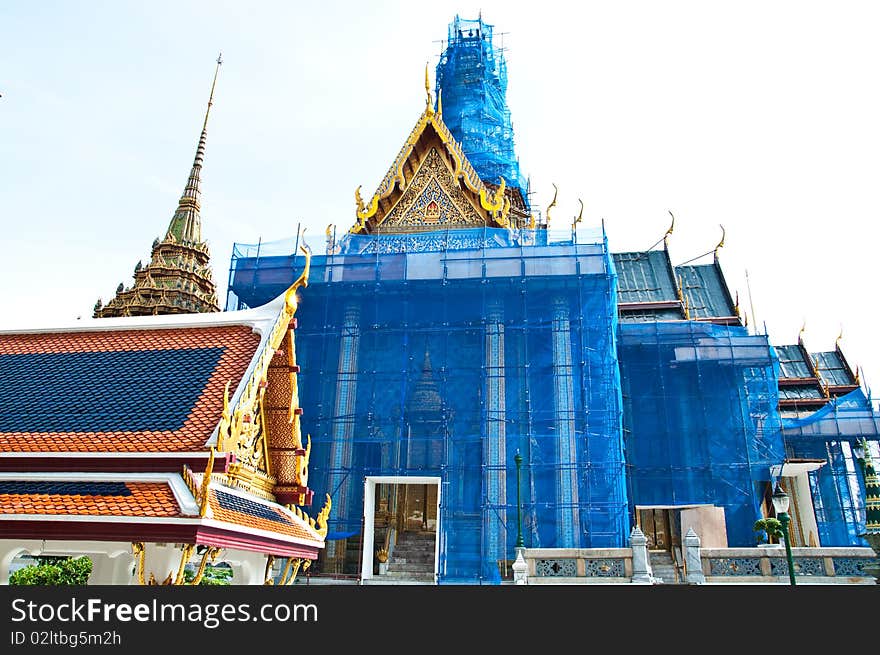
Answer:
[
  {"left": 315, "top": 493, "right": 332, "bottom": 538},
  {"left": 545, "top": 183, "right": 558, "bottom": 228},
  {"left": 571, "top": 198, "right": 584, "bottom": 231},
  {"left": 174, "top": 544, "right": 196, "bottom": 585},
  {"left": 278, "top": 557, "right": 304, "bottom": 585},
  {"left": 131, "top": 542, "right": 146, "bottom": 586},
  {"left": 349, "top": 103, "right": 518, "bottom": 234},
  {"left": 216, "top": 243, "right": 312, "bottom": 499},
  {"left": 264, "top": 555, "right": 275, "bottom": 584},
  {"left": 382, "top": 148, "right": 484, "bottom": 229},
  {"left": 714, "top": 224, "right": 725, "bottom": 258},
  {"left": 188, "top": 547, "right": 221, "bottom": 585}
]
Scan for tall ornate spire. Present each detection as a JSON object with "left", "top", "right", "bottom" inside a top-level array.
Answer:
[
  {"left": 95, "top": 56, "right": 222, "bottom": 318},
  {"left": 166, "top": 53, "right": 222, "bottom": 245}
]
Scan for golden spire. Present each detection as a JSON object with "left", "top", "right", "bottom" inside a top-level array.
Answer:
[
  {"left": 425, "top": 62, "right": 433, "bottom": 114},
  {"left": 437, "top": 88, "right": 443, "bottom": 117}
]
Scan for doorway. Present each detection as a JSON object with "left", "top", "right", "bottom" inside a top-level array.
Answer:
[{"left": 361, "top": 476, "right": 441, "bottom": 582}]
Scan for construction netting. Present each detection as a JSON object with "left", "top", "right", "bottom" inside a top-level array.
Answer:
[
  {"left": 618, "top": 322, "right": 785, "bottom": 547},
  {"left": 435, "top": 15, "right": 528, "bottom": 203},
  {"left": 229, "top": 226, "right": 626, "bottom": 582},
  {"left": 782, "top": 388, "right": 880, "bottom": 546}
]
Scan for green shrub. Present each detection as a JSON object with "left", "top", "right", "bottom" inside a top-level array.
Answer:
[
  {"left": 10, "top": 556, "right": 93, "bottom": 586},
  {"left": 183, "top": 564, "right": 232, "bottom": 586}
]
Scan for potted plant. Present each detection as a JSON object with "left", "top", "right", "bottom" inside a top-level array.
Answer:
[
  {"left": 753, "top": 517, "right": 784, "bottom": 548},
  {"left": 376, "top": 547, "right": 389, "bottom": 575}
]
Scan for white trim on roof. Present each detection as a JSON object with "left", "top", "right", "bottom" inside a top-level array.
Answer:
[
  {"left": 0, "top": 295, "right": 285, "bottom": 336},
  {"left": 0, "top": 472, "right": 199, "bottom": 516}
]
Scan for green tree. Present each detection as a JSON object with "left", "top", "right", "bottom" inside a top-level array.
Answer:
[{"left": 9, "top": 556, "right": 92, "bottom": 585}]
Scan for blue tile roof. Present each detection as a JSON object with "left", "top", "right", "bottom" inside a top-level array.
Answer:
[
  {"left": 0, "top": 347, "right": 224, "bottom": 433},
  {"left": 215, "top": 489, "right": 292, "bottom": 525},
  {"left": 0, "top": 481, "right": 132, "bottom": 496}
]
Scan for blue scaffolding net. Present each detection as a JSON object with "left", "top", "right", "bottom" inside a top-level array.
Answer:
[
  {"left": 782, "top": 387, "right": 880, "bottom": 547},
  {"left": 435, "top": 15, "right": 528, "bottom": 205},
  {"left": 618, "top": 322, "right": 785, "bottom": 547},
  {"left": 229, "top": 226, "right": 626, "bottom": 583}
]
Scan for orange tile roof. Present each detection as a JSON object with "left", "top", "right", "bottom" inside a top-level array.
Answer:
[
  {"left": 208, "top": 488, "right": 320, "bottom": 542},
  {"left": 0, "top": 326, "right": 260, "bottom": 453},
  {"left": 0, "top": 482, "right": 180, "bottom": 517}
]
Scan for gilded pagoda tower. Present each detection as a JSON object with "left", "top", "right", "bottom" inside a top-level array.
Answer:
[{"left": 94, "top": 56, "right": 222, "bottom": 318}]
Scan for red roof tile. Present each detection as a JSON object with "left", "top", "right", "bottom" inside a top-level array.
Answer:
[
  {"left": 0, "top": 326, "right": 260, "bottom": 453},
  {"left": 0, "top": 482, "right": 180, "bottom": 517}
]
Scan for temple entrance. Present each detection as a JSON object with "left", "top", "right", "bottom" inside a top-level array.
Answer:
[{"left": 361, "top": 476, "right": 440, "bottom": 583}]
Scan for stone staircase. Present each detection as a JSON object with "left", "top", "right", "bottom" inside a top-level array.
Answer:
[
  {"left": 381, "top": 531, "right": 436, "bottom": 583},
  {"left": 648, "top": 550, "right": 683, "bottom": 584}
]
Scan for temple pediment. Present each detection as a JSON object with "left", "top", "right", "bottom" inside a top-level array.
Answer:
[{"left": 351, "top": 106, "right": 520, "bottom": 234}]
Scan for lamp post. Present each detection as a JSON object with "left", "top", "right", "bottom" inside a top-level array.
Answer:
[
  {"left": 771, "top": 483, "right": 796, "bottom": 586},
  {"left": 511, "top": 451, "right": 528, "bottom": 584},
  {"left": 514, "top": 452, "right": 524, "bottom": 549}
]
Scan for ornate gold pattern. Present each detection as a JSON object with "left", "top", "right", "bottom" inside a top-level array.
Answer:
[
  {"left": 315, "top": 493, "right": 332, "bottom": 538},
  {"left": 382, "top": 148, "right": 485, "bottom": 229},
  {"left": 350, "top": 104, "right": 518, "bottom": 233},
  {"left": 215, "top": 243, "right": 313, "bottom": 501}
]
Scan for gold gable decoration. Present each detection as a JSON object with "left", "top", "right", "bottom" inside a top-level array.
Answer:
[
  {"left": 382, "top": 148, "right": 485, "bottom": 230},
  {"left": 216, "top": 242, "right": 313, "bottom": 501},
  {"left": 350, "top": 106, "right": 514, "bottom": 234}
]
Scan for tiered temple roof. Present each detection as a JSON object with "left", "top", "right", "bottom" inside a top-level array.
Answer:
[{"left": 94, "top": 57, "right": 222, "bottom": 318}]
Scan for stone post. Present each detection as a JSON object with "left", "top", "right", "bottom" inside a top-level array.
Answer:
[
  {"left": 512, "top": 547, "right": 528, "bottom": 585},
  {"left": 630, "top": 526, "right": 653, "bottom": 584},
  {"left": 684, "top": 527, "right": 706, "bottom": 584}
]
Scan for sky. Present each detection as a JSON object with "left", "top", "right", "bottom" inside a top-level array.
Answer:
[{"left": 2, "top": 1, "right": 880, "bottom": 401}]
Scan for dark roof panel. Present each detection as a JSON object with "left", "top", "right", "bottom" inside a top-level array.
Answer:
[
  {"left": 814, "top": 350, "right": 856, "bottom": 387},
  {"left": 613, "top": 250, "right": 678, "bottom": 304},
  {"left": 775, "top": 344, "right": 814, "bottom": 379},
  {"left": 675, "top": 264, "right": 735, "bottom": 319}
]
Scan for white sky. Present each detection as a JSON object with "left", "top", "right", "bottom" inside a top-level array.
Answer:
[{"left": 2, "top": 1, "right": 879, "bottom": 402}]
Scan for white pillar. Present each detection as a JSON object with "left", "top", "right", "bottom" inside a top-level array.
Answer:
[
  {"left": 484, "top": 299, "right": 507, "bottom": 568},
  {"left": 552, "top": 295, "right": 579, "bottom": 546},
  {"left": 630, "top": 526, "right": 653, "bottom": 584},
  {"left": 327, "top": 301, "right": 360, "bottom": 564},
  {"left": 684, "top": 527, "right": 706, "bottom": 584}
]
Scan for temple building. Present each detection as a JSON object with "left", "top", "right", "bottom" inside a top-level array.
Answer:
[
  {"left": 1, "top": 16, "right": 878, "bottom": 586},
  {"left": 226, "top": 15, "right": 880, "bottom": 583}
]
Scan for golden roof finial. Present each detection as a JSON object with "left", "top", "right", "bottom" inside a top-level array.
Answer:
[
  {"left": 572, "top": 198, "right": 584, "bottom": 231},
  {"left": 437, "top": 88, "right": 442, "bottom": 117},
  {"left": 424, "top": 62, "right": 433, "bottom": 114},
  {"left": 798, "top": 320, "right": 806, "bottom": 345},
  {"left": 714, "top": 224, "right": 725, "bottom": 260},
  {"left": 836, "top": 326, "right": 843, "bottom": 348},
  {"left": 664, "top": 211, "right": 675, "bottom": 249},
  {"left": 546, "top": 183, "right": 558, "bottom": 228}
]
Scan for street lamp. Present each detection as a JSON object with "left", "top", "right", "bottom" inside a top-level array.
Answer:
[
  {"left": 514, "top": 452, "right": 524, "bottom": 549},
  {"left": 771, "top": 483, "right": 796, "bottom": 586}
]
